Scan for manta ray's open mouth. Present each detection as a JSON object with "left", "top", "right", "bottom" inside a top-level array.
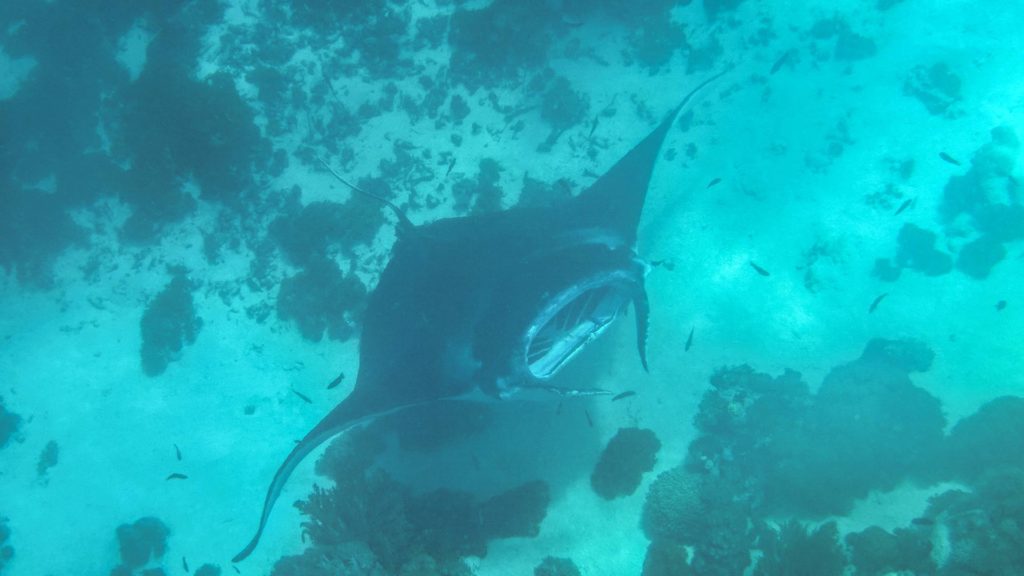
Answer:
[{"left": 524, "top": 279, "right": 634, "bottom": 379}]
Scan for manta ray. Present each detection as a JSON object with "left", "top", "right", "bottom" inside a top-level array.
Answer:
[{"left": 233, "top": 77, "right": 717, "bottom": 562}]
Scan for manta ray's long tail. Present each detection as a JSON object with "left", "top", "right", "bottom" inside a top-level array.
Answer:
[{"left": 232, "top": 394, "right": 414, "bottom": 562}]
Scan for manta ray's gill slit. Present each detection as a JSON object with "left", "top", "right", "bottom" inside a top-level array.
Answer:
[{"left": 526, "top": 284, "right": 628, "bottom": 379}]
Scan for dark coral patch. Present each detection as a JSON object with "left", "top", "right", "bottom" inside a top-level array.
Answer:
[{"left": 591, "top": 427, "right": 661, "bottom": 500}]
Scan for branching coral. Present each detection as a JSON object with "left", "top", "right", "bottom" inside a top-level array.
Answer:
[
  {"left": 294, "top": 437, "right": 550, "bottom": 573},
  {"left": 845, "top": 525, "right": 934, "bottom": 576},
  {"left": 140, "top": 268, "right": 203, "bottom": 377},
  {"left": 591, "top": 427, "right": 661, "bottom": 500},
  {"left": 752, "top": 521, "right": 846, "bottom": 576},
  {"left": 924, "top": 468, "right": 1024, "bottom": 575}
]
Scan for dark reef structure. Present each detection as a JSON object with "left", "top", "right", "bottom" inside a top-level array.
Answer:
[
  {"left": 534, "top": 556, "right": 582, "bottom": 576},
  {"left": 686, "top": 338, "right": 943, "bottom": 517},
  {"left": 923, "top": 468, "right": 1024, "bottom": 575},
  {"left": 941, "top": 395, "right": 1024, "bottom": 482},
  {"left": 591, "top": 427, "right": 661, "bottom": 500},
  {"left": 0, "top": 187, "right": 86, "bottom": 288},
  {"left": 451, "top": 159, "right": 504, "bottom": 214},
  {"left": 140, "top": 269, "right": 203, "bottom": 377},
  {"left": 752, "top": 521, "right": 845, "bottom": 576},
  {"left": 271, "top": 193, "right": 387, "bottom": 267},
  {"left": 643, "top": 334, "right": 1024, "bottom": 575},
  {"left": 274, "top": 427, "right": 551, "bottom": 574},
  {"left": 448, "top": 0, "right": 556, "bottom": 90},
  {"left": 904, "top": 63, "right": 963, "bottom": 118},
  {"left": 0, "top": 515, "right": 11, "bottom": 574},
  {"left": 111, "top": 516, "right": 170, "bottom": 575},
  {"left": 537, "top": 75, "right": 591, "bottom": 152},
  {"left": 879, "top": 124, "right": 1021, "bottom": 282},
  {"left": 114, "top": 15, "right": 268, "bottom": 243},
  {"left": 276, "top": 255, "right": 367, "bottom": 343},
  {"left": 0, "top": 400, "right": 20, "bottom": 449},
  {"left": 845, "top": 525, "right": 935, "bottom": 575}
]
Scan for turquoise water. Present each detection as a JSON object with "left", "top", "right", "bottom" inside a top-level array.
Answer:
[{"left": 1, "top": 1, "right": 1022, "bottom": 575}]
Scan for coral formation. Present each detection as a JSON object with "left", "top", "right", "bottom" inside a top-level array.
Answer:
[
  {"left": 0, "top": 515, "right": 11, "bottom": 574},
  {"left": 941, "top": 395, "right": 1024, "bottom": 482},
  {"left": 538, "top": 76, "right": 590, "bottom": 152},
  {"left": 36, "top": 440, "right": 59, "bottom": 478},
  {"left": 685, "top": 339, "right": 944, "bottom": 516},
  {"left": 845, "top": 525, "right": 934, "bottom": 576},
  {"left": 283, "top": 431, "right": 551, "bottom": 573},
  {"left": 140, "top": 269, "right": 203, "bottom": 377},
  {"left": 924, "top": 468, "right": 1024, "bottom": 575},
  {"left": 271, "top": 195, "right": 386, "bottom": 268},
  {"left": 875, "top": 223, "right": 953, "bottom": 281},
  {"left": 642, "top": 466, "right": 705, "bottom": 544},
  {"left": 534, "top": 556, "right": 582, "bottom": 576},
  {"left": 0, "top": 400, "right": 20, "bottom": 449},
  {"left": 752, "top": 521, "right": 845, "bottom": 576},
  {"left": 0, "top": 187, "right": 86, "bottom": 288},
  {"left": 904, "top": 63, "right": 963, "bottom": 117},
  {"left": 276, "top": 255, "right": 367, "bottom": 342},
  {"left": 591, "top": 427, "right": 661, "bottom": 500},
  {"left": 451, "top": 159, "right": 504, "bottom": 214},
  {"left": 448, "top": 0, "right": 554, "bottom": 90},
  {"left": 114, "top": 516, "right": 170, "bottom": 572}
]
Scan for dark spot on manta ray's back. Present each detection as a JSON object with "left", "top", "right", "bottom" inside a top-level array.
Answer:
[{"left": 231, "top": 74, "right": 724, "bottom": 562}]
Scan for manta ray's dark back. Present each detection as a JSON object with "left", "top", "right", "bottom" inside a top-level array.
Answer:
[{"left": 232, "top": 75, "right": 719, "bottom": 563}]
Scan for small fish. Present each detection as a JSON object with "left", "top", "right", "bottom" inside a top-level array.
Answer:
[
  {"left": 996, "top": 300, "right": 1007, "bottom": 311},
  {"left": 651, "top": 258, "right": 676, "bottom": 271},
  {"left": 869, "top": 292, "right": 888, "bottom": 313},
  {"left": 233, "top": 566, "right": 241, "bottom": 574},
  {"left": 684, "top": 326, "right": 694, "bottom": 352},
  {"left": 166, "top": 473, "right": 188, "bottom": 481},
  {"left": 556, "top": 401, "right": 563, "bottom": 415},
  {"left": 445, "top": 157, "right": 457, "bottom": 177},
  {"left": 938, "top": 152, "right": 962, "bottom": 166},
  {"left": 749, "top": 261, "right": 771, "bottom": 277},
  {"left": 588, "top": 115, "right": 601, "bottom": 139},
  {"left": 706, "top": 177, "right": 722, "bottom": 189},
  {"left": 174, "top": 444, "right": 182, "bottom": 461},
  {"left": 611, "top": 391, "right": 636, "bottom": 402},
  {"left": 894, "top": 198, "right": 914, "bottom": 215},
  {"left": 911, "top": 517, "right": 935, "bottom": 527},
  {"left": 584, "top": 409, "right": 594, "bottom": 428},
  {"left": 183, "top": 556, "right": 190, "bottom": 572},
  {"left": 291, "top": 388, "right": 312, "bottom": 404},
  {"left": 326, "top": 372, "right": 345, "bottom": 390},
  {"left": 770, "top": 49, "right": 797, "bottom": 75}
]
